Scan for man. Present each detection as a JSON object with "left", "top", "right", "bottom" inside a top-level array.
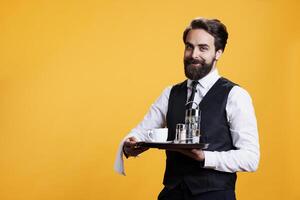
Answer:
[{"left": 114, "top": 17, "right": 260, "bottom": 200}]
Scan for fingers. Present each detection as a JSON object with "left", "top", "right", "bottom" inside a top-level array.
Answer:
[
  {"left": 174, "top": 149, "right": 204, "bottom": 161},
  {"left": 123, "top": 137, "right": 149, "bottom": 157},
  {"left": 179, "top": 149, "right": 195, "bottom": 158},
  {"left": 124, "top": 147, "right": 148, "bottom": 157},
  {"left": 128, "top": 137, "right": 138, "bottom": 143},
  {"left": 131, "top": 147, "right": 149, "bottom": 156},
  {"left": 191, "top": 149, "right": 205, "bottom": 161},
  {"left": 124, "top": 137, "right": 137, "bottom": 147}
]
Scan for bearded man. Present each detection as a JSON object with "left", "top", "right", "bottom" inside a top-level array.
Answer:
[{"left": 114, "top": 17, "right": 260, "bottom": 200}]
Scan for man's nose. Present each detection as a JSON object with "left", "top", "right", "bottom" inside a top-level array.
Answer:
[{"left": 192, "top": 48, "right": 201, "bottom": 59}]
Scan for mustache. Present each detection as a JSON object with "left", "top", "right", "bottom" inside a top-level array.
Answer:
[{"left": 185, "top": 58, "right": 205, "bottom": 65}]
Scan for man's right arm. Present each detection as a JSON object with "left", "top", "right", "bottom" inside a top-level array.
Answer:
[{"left": 114, "top": 86, "right": 172, "bottom": 175}]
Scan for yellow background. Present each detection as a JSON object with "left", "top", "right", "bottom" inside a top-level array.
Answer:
[{"left": 0, "top": 0, "right": 299, "bottom": 199}]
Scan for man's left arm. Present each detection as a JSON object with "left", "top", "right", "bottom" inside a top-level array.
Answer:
[
  {"left": 182, "top": 86, "right": 260, "bottom": 172},
  {"left": 202, "top": 86, "right": 260, "bottom": 172}
]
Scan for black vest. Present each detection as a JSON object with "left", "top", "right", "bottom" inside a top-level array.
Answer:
[{"left": 164, "top": 77, "right": 237, "bottom": 195}]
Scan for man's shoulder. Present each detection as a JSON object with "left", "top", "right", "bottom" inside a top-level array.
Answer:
[
  {"left": 217, "top": 77, "right": 253, "bottom": 101},
  {"left": 219, "top": 77, "right": 250, "bottom": 95},
  {"left": 171, "top": 80, "right": 188, "bottom": 90},
  {"left": 227, "top": 83, "right": 253, "bottom": 105},
  {"left": 219, "top": 77, "right": 239, "bottom": 88}
]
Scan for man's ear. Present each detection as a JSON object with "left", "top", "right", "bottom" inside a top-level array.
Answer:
[{"left": 215, "top": 49, "right": 223, "bottom": 60}]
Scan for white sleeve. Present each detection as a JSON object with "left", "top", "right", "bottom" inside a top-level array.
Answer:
[
  {"left": 203, "top": 86, "right": 260, "bottom": 172},
  {"left": 114, "top": 86, "right": 171, "bottom": 175}
]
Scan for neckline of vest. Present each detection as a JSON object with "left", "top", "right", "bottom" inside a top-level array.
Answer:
[{"left": 182, "top": 77, "right": 227, "bottom": 109}]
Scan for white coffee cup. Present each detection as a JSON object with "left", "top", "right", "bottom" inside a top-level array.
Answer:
[{"left": 147, "top": 128, "right": 168, "bottom": 142}]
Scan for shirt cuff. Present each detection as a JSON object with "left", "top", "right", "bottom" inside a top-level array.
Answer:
[{"left": 203, "top": 151, "right": 217, "bottom": 169}]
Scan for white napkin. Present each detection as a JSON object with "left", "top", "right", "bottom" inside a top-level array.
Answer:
[
  {"left": 114, "top": 133, "right": 142, "bottom": 176},
  {"left": 113, "top": 128, "right": 168, "bottom": 175},
  {"left": 114, "top": 139, "right": 127, "bottom": 175}
]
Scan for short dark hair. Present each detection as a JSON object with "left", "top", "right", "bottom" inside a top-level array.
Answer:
[{"left": 183, "top": 17, "right": 228, "bottom": 52}]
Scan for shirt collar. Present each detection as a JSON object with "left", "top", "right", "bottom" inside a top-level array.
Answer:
[{"left": 187, "top": 67, "right": 220, "bottom": 89}]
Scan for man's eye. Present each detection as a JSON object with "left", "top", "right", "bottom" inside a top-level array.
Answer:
[
  {"left": 200, "top": 47, "right": 208, "bottom": 51},
  {"left": 186, "top": 45, "right": 193, "bottom": 50}
]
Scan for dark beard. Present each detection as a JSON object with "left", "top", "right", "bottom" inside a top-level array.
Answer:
[{"left": 184, "top": 58, "right": 214, "bottom": 80}]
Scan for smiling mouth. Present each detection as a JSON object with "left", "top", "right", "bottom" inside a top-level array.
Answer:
[{"left": 190, "top": 63, "right": 201, "bottom": 67}]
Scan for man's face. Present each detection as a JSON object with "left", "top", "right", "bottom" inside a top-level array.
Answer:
[{"left": 184, "top": 29, "right": 220, "bottom": 80}]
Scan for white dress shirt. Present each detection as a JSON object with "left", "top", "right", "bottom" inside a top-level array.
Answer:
[{"left": 114, "top": 68, "right": 260, "bottom": 175}]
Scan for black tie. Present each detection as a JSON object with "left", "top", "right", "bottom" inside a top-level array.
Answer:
[{"left": 187, "top": 81, "right": 199, "bottom": 109}]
